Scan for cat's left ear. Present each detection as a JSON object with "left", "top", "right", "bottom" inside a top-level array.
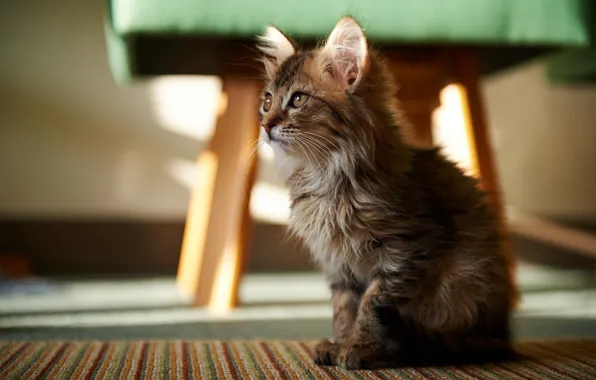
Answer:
[
  {"left": 322, "top": 17, "right": 369, "bottom": 90},
  {"left": 257, "top": 26, "right": 296, "bottom": 76}
]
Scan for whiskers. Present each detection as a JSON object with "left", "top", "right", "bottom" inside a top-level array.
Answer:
[
  {"left": 293, "top": 131, "right": 338, "bottom": 170},
  {"left": 246, "top": 137, "right": 264, "bottom": 175},
  {"left": 254, "top": 128, "right": 344, "bottom": 176},
  {"left": 302, "top": 131, "right": 340, "bottom": 151}
]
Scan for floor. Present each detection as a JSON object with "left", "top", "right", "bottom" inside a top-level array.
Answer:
[{"left": 1, "top": 264, "right": 595, "bottom": 341}]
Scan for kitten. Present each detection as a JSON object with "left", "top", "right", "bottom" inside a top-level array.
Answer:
[{"left": 256, "top": 17, "right": 517, "bottom": 369}]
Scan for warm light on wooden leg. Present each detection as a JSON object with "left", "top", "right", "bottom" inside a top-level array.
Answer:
[
  {"left": 450, "top": 50, "right": 518, "bottom": 307},
  {"left": 176, "top": 78, "right": 260, "bottom": 312},
  {"left": 176, "top": 151, "right": 218, "bottom": 298},
  {"left": 434, "top": 84, "right": 474, "bottom": 175}
]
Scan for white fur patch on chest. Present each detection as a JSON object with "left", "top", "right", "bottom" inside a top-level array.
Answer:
[
  {"left": 288, "top": 194, "right": 376, "bottom": 280},
  {"left": 273, "top": 148, "right": 379, "bottom": 280}
]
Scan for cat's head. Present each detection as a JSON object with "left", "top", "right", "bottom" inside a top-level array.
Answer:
[{"left": 257, "top": 17, "right": 398, "bottom": 171}]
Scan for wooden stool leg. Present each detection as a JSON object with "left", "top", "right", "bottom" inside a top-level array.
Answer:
[
  {"left": 389, "top": 48, "right": 517, "bottom": 306},
  {"left": 402, "top": 101, "right": 438, "bottom": 148},
  {"left": 450, "top": 50, "right": 505, "bottom": 220},
  {"left": 385, "top": 50, "right": 448, "bottom": 148},
  {"left": 176, "top": 78, "right": 260, "bottom": 312},
  {"left": 449, "top": 50, "right": 518, "bottom": 306}
]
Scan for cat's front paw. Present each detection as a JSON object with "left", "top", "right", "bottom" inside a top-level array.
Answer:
[
  {"left": 313, "top": 339, "right": 339, "bottom": 366},
  {"left": 337, "top": 341, "right": 386, "bottom": 370}
]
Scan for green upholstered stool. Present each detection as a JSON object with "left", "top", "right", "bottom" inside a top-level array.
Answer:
[{"left": 105, "top": 0, "right": 595, "bottom": 311}]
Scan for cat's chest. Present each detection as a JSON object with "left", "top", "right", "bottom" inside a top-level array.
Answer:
[{"left": 288, "top": 194, "right": 375, "bottom": 278}]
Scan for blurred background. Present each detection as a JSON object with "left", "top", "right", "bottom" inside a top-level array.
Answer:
[{"left": 1, "top": 0, "right": 595, "bottom": 341}]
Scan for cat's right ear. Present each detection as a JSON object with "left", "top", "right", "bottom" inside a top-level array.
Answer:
[
  {"left": 257, "top": 26, "right": 296, "bottom": 76},
  {"left": 321, "top": 17, "right": 368, "bottom": 90}
]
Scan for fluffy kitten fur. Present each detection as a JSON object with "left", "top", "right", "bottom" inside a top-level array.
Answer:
[{"left": 257, "top": 17, "right": 517, "bottom": 369}]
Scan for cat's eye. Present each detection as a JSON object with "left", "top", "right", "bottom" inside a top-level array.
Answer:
[
  {"left": 262, "top": 93, "right": 273, "bottom": 112},
  {"left": 290, "top": 92, "right": 309, "bottom": 108}
]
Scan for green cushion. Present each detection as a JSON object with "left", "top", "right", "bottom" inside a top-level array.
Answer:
[
  {"left": 545, "top": 1, "right": 596, "bottom": 84},
  {"left": 112, "top": 0, "right": 589, "bottom": 45},
  {"left": 107, "top": 0, "right": 593, "bottom": 83},
  {"left": 547, "top": 48, "right": 596, "bottom": 83}
]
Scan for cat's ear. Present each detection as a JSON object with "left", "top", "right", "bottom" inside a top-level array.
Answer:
[
  {"left": 257, "top": 26, "right": 296, "bottom": 76},
  {"left": 321, "top": 17, "right": 369, "bottom": 89}
]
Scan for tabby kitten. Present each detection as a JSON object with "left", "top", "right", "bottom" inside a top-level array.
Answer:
[{"left": 256, "top": 17, "right": 517, "bottom": 369}]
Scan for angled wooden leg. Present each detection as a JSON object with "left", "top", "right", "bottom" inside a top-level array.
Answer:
[
  {"left": 449, "top": 49, "right": 518, "bottom": 306},
  {"left": 450, "top": 50, "right": 505, "bottom": 220},
  {"left": 388, "top": 48, "right": 517, "bottom": 306},
  {"left": 384, "top": 49, "right": 449, "bottom": 148},
  {"left": 176, "top": 78, "right": 260, "bottom": 312}
]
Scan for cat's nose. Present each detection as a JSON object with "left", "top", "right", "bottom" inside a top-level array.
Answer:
[{"left": 261, "top": 123, "right": 276, "bottom": 136}]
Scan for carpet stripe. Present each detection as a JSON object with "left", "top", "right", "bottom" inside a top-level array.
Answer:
[
  {"left": 209, "top": 342, "right": 226, "bottom": 378},
  {"left": 127, "top": 341, "right": 146, "bottom": 379},
  {"left": 269, "top": 341, "right": 305, "bottom": 380},
  {"left": 216, "top": 342, "right": 232, "bottom": 379},
  {"left": 197, "top": 342, "right": 216, "bottom": 378},
  {"left": 0, "top": 340, "right": 595, "bottom": 379},
  {"left": 111, "top": 342, "right": 131, "bottom": 379},
  {"left": 282, "top": 342, "right": 318, "bottom": 380},
  {"left": 445, "top": 366, "right": 489, "bottom": 380},
  {"left": 0, "top": 342, "right": 16, "bottom": 365},
  {"left": 259, "top": 341, "right": 289, "bottom": 379},
  {"left": 107, "top": 342, "right": 130, "bottom": 379},
  {"left": 286, "top": 342, "right": 333, "bottom": 380},
  {"left": 23, "top": 341, "right": 67, "bottom": 379},
  {"left": 127, "top": 341, "right": 144, "bottom": 379},
  {"left": 529, "top": 342, "right": 595, "bottom": 374},
  {"left": 186, "top": 342, "right": 200, "bottom": 379},
  {"left": 0, "top": 341, "right": 27, "bottom": 371},
  {"left": 229, "top": 342, "right": 246, "bottom": 379},
  {"left": 515, "top": 355, "right": 575, "bottom": 380},
  {"left": 75, "top": 342, "right": 107, "bottom": 380},
  {"left": 297, "top": 342, "right": 340, "bottom": 380},
  {"left": 141, "top": 342, "right": 154, "bottom": 379},
  {"left": 140, "top": 341, "right": 153, "bottom": 380},
  {"left": 118, "top": 341, "right": 138, "bottom": 379},
  {"left": 227, "top": 342, "right": 251, "bottom": 379},
  {"left": 236, "top": 343, "right": 268, "bottom": 379},
  {"left": 170, "top": 342, "right": 183, "bottom": 380},
  {"left": 487, "top": 363, "right": 529, "bottom": 380},
  {"left": 161, "top": 341, "right": 170, "bottom": 380},
  {"left": 158, "top": 341, "right": 167, "bottom": 380},
  {"left": 302, "top": 342, "right": 352, "bottom": 380},
  {"left": 273, "top": 341, "right": 312, "bottom": 380},
  {"left": 248, "top": 341, "right": 282, "bottom": 379},
  {"left": 0, "top": 342, "right": 46, "bottom": 379},
  {"left": 92, "top": 340, "right": 119, "bottom": 380},
  {"left": 295, "top": 342, "right": 335, "bottom": 380},
  {"left": 40, "top": 341, "right": 83, "bottom": 379},
  {"left": 221, "top": 342, "right": 241, "bottom": 379},
  {"left": 181, "top": 342, "right": 191, "bottom": 380},
  {"left": 502, "top": 357, "right": 552, "bottom": 380},
  {"left": 530, "top": 344, "right": 582, "bottom": 379},
  {"left": 65, "top": 342, "right": 94, "bottom": 379}
]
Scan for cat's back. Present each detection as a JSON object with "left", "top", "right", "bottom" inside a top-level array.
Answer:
[
  {"left": 406, "top": 146, "right": 501, "bottom": 244},
  {"left": 409, "top": 147, "right": 490, "bottom": 211}
]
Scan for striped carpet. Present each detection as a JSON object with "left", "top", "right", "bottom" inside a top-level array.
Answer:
[{"left": 0, "top": 340, "right": 595, "bottom": 379}]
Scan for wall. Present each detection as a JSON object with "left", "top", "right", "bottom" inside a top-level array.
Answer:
[
  {"left": 0, "top": 0, "right": 211, "bottom": 220},
  {"left": 484, "top": 62, "right": 596, "bottom": 223}
]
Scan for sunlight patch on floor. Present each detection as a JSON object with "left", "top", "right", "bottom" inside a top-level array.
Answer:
[{"left": 1, "top": 265, "right": 595, "bottom": 331}]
